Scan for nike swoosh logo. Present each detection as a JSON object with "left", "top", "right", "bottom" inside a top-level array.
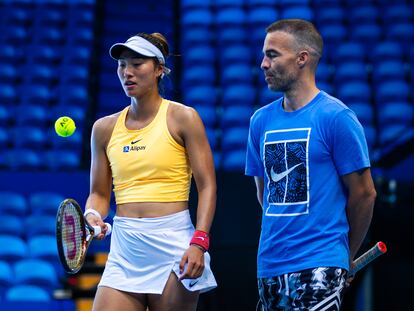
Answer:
[
  {"left": 189, "top": 280, "right": 199, "bottom": 288},
  {"left": 270, "top": 163, "right": 303, "bottom": 183},
  {"left": 131, "top": 139, "right": 142, "bottom": 144}
]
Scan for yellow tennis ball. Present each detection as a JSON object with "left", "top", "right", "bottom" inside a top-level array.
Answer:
[{"left": 55, "top": 116, "right": 76, "bottom": 137}]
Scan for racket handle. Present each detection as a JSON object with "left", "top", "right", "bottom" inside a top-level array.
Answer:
[
  {"left": 92, "top": 223, "right": 112, "bottom": 237},
  {"left": 349, "top": 241, "right": 387, "bottom": 276}
]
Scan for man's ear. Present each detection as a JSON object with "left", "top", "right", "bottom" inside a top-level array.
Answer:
[{"left": 297, "top": 51, "right": 309, "bottom": 68}]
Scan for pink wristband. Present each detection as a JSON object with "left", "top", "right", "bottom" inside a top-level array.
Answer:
[{"left": 190, "top": 230, "right": 210, "bottom": 252}]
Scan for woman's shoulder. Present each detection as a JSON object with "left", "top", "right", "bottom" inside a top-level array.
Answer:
[
  {"left": 92, "top": 110, "right": 124, "bottom": 143},
  {"left": 166, "top": 100, "right": 198, "bottom": 121}
]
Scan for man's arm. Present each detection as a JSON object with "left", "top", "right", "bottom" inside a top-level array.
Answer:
[
  {"left": 254, "top": 176, "right": 264, "bottom": 208},
  {"left": 342, "top": 168, "right": 377, "bottom": 260}
]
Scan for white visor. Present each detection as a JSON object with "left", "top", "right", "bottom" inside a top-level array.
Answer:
[{"left": 109, "top": 36, "right": 171, "bottom": 76}]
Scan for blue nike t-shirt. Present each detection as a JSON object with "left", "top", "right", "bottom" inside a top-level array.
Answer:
[{"left": 245, "top": 91, "right": 370, "bottom": 278}]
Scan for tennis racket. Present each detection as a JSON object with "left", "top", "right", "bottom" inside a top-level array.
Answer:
[
  {"left": 349, "top": 241, "right": 387, "bottom": 276},
  {"left": 56, "top": 198, "right": 112, "bottom": 274}
]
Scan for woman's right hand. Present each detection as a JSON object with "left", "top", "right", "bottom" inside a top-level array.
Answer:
[{"left": 85, "top": 214, "right": 108, "bottom": 240}]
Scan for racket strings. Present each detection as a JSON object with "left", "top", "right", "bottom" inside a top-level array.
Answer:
[{"left": 60, "top": 202, "right": 84, "bottom": 270}]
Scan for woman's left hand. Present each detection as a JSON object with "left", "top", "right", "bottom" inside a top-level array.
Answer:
[{"left": 178, "top": 245, "right": 205, "bottom": 280}]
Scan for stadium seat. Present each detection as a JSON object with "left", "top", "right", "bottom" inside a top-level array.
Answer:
[
  {"left": 47, "top": 128, "right": 83, "bottom": 152},
  {"left": 38, "top": 9, "right": 66, "bottom": 28},
  {"left": 0, "top": 191, "right": 28, "bottom": 217},
  {"left": 221, "top": 84, "right": 256, "bottom": 106},
  {"left": 371, "top": 41, "right": 404, "bottom": 63},
  {"left": 378, "top": 124, "right": 408, "bottom": 145},
  {"left": 336, "top": 81, "right": 371, "bottom": 103},
  {"left": 181, "top": 0, "right": 212, "bottom": 10},
  {"left": 281, "top": 6, "right": 314, "bottom": 21},
  {"left": 28, "top": 64, "right": 56, "bottom": 84},
  {"left": 36, "top": 27, "right": 65, "bottom": 45},
  {"left": 205, "top": 127, "right": 218, "bottom": 150},
  {"left": 68, "top": 6, "right": 95, "bottom": 27},
  {"left": 317, "top": 81, "right": 334, "bottom": 95},
  {"left": 348, "top": 5, "right": 379, "bottom": 24},
  {"left": 44, "top": 150, "right": 82, "bottom": 170},
  {"left": 217, "top": 27, "right": 248, "bottom": 46},
  {"left": 182, "top": 66, "right": 216, "bottom": 88},
  {"left": 0, "top": 106, "right": 13, "bottom": 125},
  {"left": 28, "top": 235, "right": 59, "bottom": 262},
  {"left": 382, "top": 4, "right": 413, "bottom": 24},
  {"left": 52, "top": 105, "right": 86, "bottom": 128},
  {"left": 220, "top": 64, "right": 254, "bottom": 85},
  {"left": 16, "top": 105, "right": 49, "bottom": 127},
  {"left": 25, "top": 215, "right": 57, "bottom": 237},
  {"left": 12, "top": 126, "right": 48, "bottom": 150},
  {"left": 0, "top": 261, "right": 13, "bottom": 289},
  {"left": 71, "top": 27, "right": 94, "bottom": 45},
  {"left": 351, "top": 24, "right": 382, "bottom": 47},
  {"left": 215, "top": 8, "right": 246, "bottom": 26},
  {"left": 29, "top": 192, "right": 65, "bottom": 216},
  {"left": 181, "top": 28, "right": 214, "bottom": 47},
  {"left": 0, "top": 46, "right": 21, "bottom": 62},
  {"left": 363, "top": 124, "right": 377, "bottom": 151},
  {"left": 377, "top": 102, "right": 413, "bottom": 127},
  {"left": 3, "top": 149, "right": 43, "bottom": 170},
  {"left": 220, "top": 106, "right": 253, "bottom": 129},
  {"left": 0, "top": 84, "right": 18, "bottom": 105},
  {"left": 0, "top": 215, "right": 25, "bottom": 238},
  {"left": 194, "top": 105, "right": 217, "bottom": 128},
  {"left": 372, "top": 60, "right": 407, "bottom": 84},
  {"left": 386, "top": 22, "right": 414, "bottom": 45},
  {"left": 221, "top": 44, "right": 252, "bottom": 65},
  {"left": 247, "top": 7, "right": 279, "bottom": 28},
  {"left": 14, "top": 259, "right": 58, "bottom": 288},
  {"left": 246, "top": 0, "right": 277, "bottom": 6},
  {"left": 319, "top": 24, "right": 347, "bottom": 46},
  {"left": 334, "top": 62, "right": 368, "bottom": 85},
  {"left": 334, "top": 42, "right": 366, "bottom": 63},
  {"left": 375, "top": 80, "right": 410, "bottom": 104},
  {"left": 5, "top": 285, "right": 50, "bottom": 301},
  {"left": 58, "top": 85, "right": 89, "bottom": 106},
  {"left": 214, "top": 0, "right": 245, "bottom": 7},
  {"left": 31, "top": 46, "right": 61, "bottom": 64},
  {"left": 221, "top": 127, "right": 249, "bottom": 152},
  {"left": 6, "top": 7, "right": 32, "bottom": 26},
  {"left": 0, "top": 235, "right": 27, "bottom": 262},
  {"left": 5, "top": 25, "right": 28, "bottom": 43},
  {"left": 60, "top": 65, "right": 89, "bottom": 85},
  {"left": 184, "top": 45, "right": 216, "bottom": 66},
  {"left": 347, "top": 102, "right": 375, "bottom": 126},
  {"left": 0, "top": 128, "right": 9, "bottom": 148},
  {"left": 0, "top": 64, "right": 18, "bottom": 82},
  {"left": 316, "top": 62, "right": 332, "bottom": 82},
  {"left": 183, "top": 85, "right": 218, "bottom": 106},
  {"left": 181, "top": 9, "right": 213, "bottom": 27},
  {"left": 23, "top": 84, "right": 55, "bottom": 105},
  {"left": 316, "top": 7, "right": 345, "bottom": 25},
  {"left": 222, "top": 149, "right": 247, "bottom": 172},
  {"left": 258, "top": 86, "right": 283, "bottom": 107},
  {"left": 63, "top": 46, "right": 91, "bottom": 65}
]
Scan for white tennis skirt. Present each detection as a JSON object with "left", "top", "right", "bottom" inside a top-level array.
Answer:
[{"left": 98, "top": 210, "right": 217, "bottom": 294}]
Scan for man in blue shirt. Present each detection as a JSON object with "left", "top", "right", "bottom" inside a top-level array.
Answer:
[{"left": 245, "top": 19, "right": 376, "bottom": 310}]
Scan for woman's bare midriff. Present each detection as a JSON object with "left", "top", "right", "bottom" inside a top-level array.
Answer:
[{"left": 116, "top": 201, "right": 189, "bottom": 218}]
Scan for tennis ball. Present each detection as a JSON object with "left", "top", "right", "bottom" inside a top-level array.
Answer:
[{"left": 55, "top": 116, "right": 76, "bottom": 137}]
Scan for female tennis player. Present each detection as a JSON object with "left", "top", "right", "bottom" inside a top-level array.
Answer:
[{"left": 84, "top": 32, "right": 217, "bottom": 311}]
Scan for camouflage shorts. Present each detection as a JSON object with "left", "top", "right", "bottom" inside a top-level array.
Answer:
[{"left": 258, "top": 267, "right": 347, "bottom": 311}]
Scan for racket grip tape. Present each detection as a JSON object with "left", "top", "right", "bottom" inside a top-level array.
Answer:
[
  {"left": 92, "top": 223, "right": 112, "bottom": 237},
  {"left": 349, "top": 241, "right": 387, "bottom": 276}
]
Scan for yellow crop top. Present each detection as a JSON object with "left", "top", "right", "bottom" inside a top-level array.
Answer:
[{"left": 106, "top": 99, "right": 192, "bottom": 204}]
